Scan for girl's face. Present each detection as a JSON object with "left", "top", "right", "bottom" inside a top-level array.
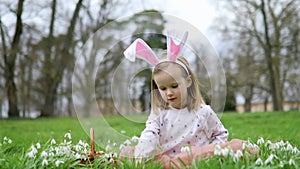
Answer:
[{"left": 153, "top": 64, "right": 191, "bottom": 109}]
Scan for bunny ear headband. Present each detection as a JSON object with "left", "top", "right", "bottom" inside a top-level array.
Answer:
[{"left": 123, "top": 31, "right": 189, "bottom": 74}]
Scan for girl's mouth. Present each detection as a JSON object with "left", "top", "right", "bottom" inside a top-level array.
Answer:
[{"left": 168, "top": 98, "right": 176, "bottom": 102}]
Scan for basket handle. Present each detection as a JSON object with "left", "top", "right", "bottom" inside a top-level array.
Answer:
[{"left": 90, "top": 128, "right": 95, "bottom": 155}]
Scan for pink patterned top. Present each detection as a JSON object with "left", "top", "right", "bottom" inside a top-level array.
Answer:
[{"left": 134, "top": 105, "right": 228, "bottom": 158}]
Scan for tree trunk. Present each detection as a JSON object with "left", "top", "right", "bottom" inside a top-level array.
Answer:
[
  {"left": 260, "top": 0, "right": 283, "bottom": 111},
  {"left": 40, "top": 0, "right": 83, "bottom": 116},
  {"left": 3, "top": 0, "right": 24, "bottom": 117}
]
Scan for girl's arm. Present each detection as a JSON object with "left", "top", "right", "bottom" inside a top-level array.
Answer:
[
  {"left": 134, "top": 113, "right": 161, "bottom": 158},
  {"left": 205, "top": 107, "right": 229, "bottom": 144}
]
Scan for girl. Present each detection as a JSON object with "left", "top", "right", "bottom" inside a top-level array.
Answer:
[{"left": 120, "top": 32, "right": 258, "bottom": 168}]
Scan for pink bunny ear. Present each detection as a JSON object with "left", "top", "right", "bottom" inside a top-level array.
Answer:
[
  {"left": 123, "top": 38, "right": 159, "bottom": 66},
  {"left": 167, "top": 31, "right": 188, "bottom": 61}
]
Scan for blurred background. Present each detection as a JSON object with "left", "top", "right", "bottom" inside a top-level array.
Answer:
[{"left": 0, "top": 0, "right": 299, "bottom": 118}]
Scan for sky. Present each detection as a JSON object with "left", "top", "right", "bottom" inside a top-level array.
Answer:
[{"left": 123, "top": 0, "right": 218, "bottom": 41}]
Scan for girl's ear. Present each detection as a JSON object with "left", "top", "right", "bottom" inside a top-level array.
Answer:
[{"left": 186, "top": 75, "right": 192, "bottom": 87}]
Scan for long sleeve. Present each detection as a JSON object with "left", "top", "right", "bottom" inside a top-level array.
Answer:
[
  {"left": 204, "top": 106, "right": 228, "bottom": 144},
  {"left": 134, "top": 113, "right": 160, "bottom": 158}
]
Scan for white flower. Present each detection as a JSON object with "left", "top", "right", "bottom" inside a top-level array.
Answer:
[
  {"left": 64, "top": 132, "right": 72, "bottom": 139},
  {"left": 221, "top": 147, "right": 230, "bottom": 157},
  {"left": 41, "top": 151, "right": 48, "bottom": 158},
  {"left": 106, "top": 145, "right": 112, "bottom": 151},
  {"left": 257, "top": 137, "right": 264, "bottom": 145},
  {"left": 36, "top": 143, "right": 41, "bottom": 149},
  {"left": 119, "top": 143, "right": 125, "bottom": 150},
  {"left": 288, "top": 158, "right": 295, "bottom": 166},
  {"left": 235, "top": 150, "right": 243, "bottom": 158},
  {"left": 266, "top": 140, "right": 272, "bottom": 146},
  {"left": 278, "top": 140, "right": 285, "bottom": 147},
  {"left": 123, "top": 139, "right": 131, "bottom": 146},
  {"left": 292, "top": 147, "right": 299, "bottom": 154},
  {"left": 55, "top": 160, "right": 64, "bottom": 167},
  {"left": 112, "top": 152, "right": 118, "bottom": 158},
  {"left": 255, "top": 158, "right": 263, "bottom": 165},
  {"left": 265, "top": 154, "right": 277, "bottom": 165},
  {"left": 27, "top": 145, "right": 38, "bottom": 158},
  {"left": 120, "top": 130, "right": 126, "bottom": 134},
  {"left": 75, "top": 144, "right": 82, "bottom": 152},
  {"left": 27, "top": 151, "right": 36, "bottom": 158},
  {"left": 7, "top": 139, "right": 12, "bottom": 144},
  {"left": 180, "top": 145, "right": 191, "bottom": 153},
  {"left": 286, "top": 143, "right": 293, "bottom": 151},
  {"left": 3, "top": 136, "right": 8, "bottom": 141},
  {"left": 214, "top": 144, "right": 222, "bottom": 156},
  {"left": 50, "top": 139, "right": 56, "bottom": 145},
  {"left": 131, "top": 136, "right": 139, "bottom": 142},
  {"left": 42, "top": 159, "right": 48, "bottom": 166},
  {"left": 279, "top": 161, "right": 284, "bottom": 168},
  {"left": 48, "top": 152, "right": 55, "bottom": 157},
  {"left": 242, "top": 142, "right": 246, "bottom": 150}
]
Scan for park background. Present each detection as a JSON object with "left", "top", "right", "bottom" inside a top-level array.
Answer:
[{"left": 0, "top": 0, "right": 299, "bottom": 168}]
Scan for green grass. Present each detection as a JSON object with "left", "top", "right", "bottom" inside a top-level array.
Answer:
[
  {"left": 0, "top": 110, "right": 299, "bottom": 168},
  {"left": 1, "top": 111, "right": 298, "bottom": 148}
]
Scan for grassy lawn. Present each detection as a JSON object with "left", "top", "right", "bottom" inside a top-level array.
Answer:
[{"left": 0, "top": 110, "right": 299, "bottom": 168}]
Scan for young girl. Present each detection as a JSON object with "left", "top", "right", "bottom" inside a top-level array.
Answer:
[{"left": 120, "top": 32, "right": 257, "bottom": 168}]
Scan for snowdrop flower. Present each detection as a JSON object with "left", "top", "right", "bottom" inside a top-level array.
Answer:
[
  {"left": 27, "top": 145, "right": 38, "bottom": 158},
  {"left": 180, "top": 145, "right": 191, "bottom": 153},
  {"left": 113, "top": 142, "right": 117, "bottom": 147},
  {"left": 266, "top": 140, "right": 272, "bottom": 146},
  {"left": 265, "top": 154, "right": 277, "bottom": 165},
  {"left": 48, "top": 152, "right": 55, "bottom": 157},
  {"left": 278, "top": 140, "right": 285, "bottom": 147},
  {"left": 120, "top": 130, "right": 126, "bottom": 134},
  {"left": 74, "top": 153, "right": 82, "bottom": 159},
  {"left": 27, "top": 151, "right": 36, "bottom": 158},
  {"left": 270, "top": 143, "right": 280, "bottom": 150},
  {"left": 42, "top": 159, "right": 48, "bottom": 166},
  {"left": 221, "top": 147, "right": 230, "bottom": 157},
  {"left": 257, "top": 137, "right": 264, "bottom": 145},
  {"left": 55, "top": 160, "right": 64, "bottom": 167},
  {"left": 255, "top": 158, "right": 263, "bottom": 165},
  {"left": 64, "top": 132, "right": 72, "bottom": 139},
  {"left": 106, "top": 145, "right": 112, "bottom": 151},
  {"left": 119, "top": 143, "right": 125, "bottom": 150},
  {"left": 3, "top": 136, "right": 8, "bottom": 141},
  {"left": 7, "top": 139, "right": 12, "bottom": 144},
  {"left": 131, "top": 136, "right": 139, "bottom": 143},
  {"left": 235, "top": 150, "right": 243, "bottom": 158},
  {"left": 279, "top": 161, "right": 284, "bottom": 168},
  {"left": 75, "top": 144, "right": 82, "bottom": 152},
  {"left": 286, "top": 143, "right": 293, "bottom": 151},
  {"left": 288, "top": 158, "right": 295, "bottom": 166},
  {"left": 41, "top": 151, "right": 48, "bottom": 158},
  {"left": 123, "top": 139, "right": 131, "bottom": 146},
  {"left": 50, "top": 138, "right": 56, "bottom": 145},
  {"left": 214, "top": 144, "right": 222, "bottom": 156},
  {"left": 292, "top": 147, "right": 299, "bottom": 154},
  {"left": 36, "top": 143, "right": 41, "bottom": 149}
]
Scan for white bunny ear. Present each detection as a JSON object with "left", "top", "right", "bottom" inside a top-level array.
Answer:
[
  {"left": 167, "top": 31, "right": 188, "bottom": 61},
  {"left": 123, "top": 38, "right": 159, "bottom": 66}
]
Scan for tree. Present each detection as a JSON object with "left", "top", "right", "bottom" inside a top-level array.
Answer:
[
  {"left": 213, "top": 0, "right": 300, "bottom": 111},
  {"left": 0, "top": 0, "right": 24, "bottom": 117},
  {"left": 40, "top": 0, "right": 83, "bottom": 117}
]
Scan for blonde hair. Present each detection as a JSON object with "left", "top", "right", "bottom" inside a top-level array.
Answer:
[{"left": 151, "top": 56, "right": 206, "bottom": 114}]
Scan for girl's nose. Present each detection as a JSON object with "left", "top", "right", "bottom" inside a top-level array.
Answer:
[{"left": 166, "top": 89, "right": 173, "bottom": 96}]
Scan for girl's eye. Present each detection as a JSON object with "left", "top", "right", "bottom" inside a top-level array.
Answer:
[
  {"left": 160, "top": 87, "right": 166, "bottom": 91},
  {"left": 172, "top": 84, "right": 178, "bottom": 88}
]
